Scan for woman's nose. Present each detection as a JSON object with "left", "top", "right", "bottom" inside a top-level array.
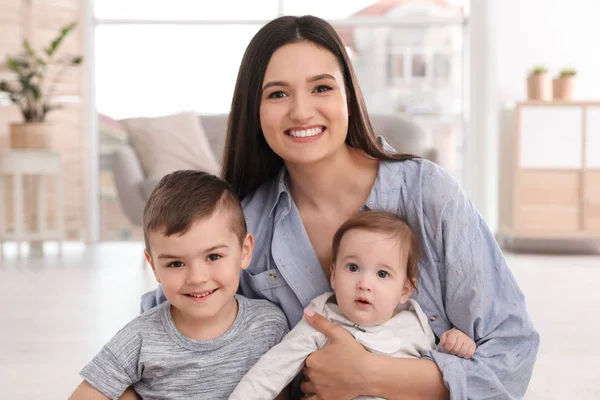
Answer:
[{"left": 289, "top": 93, "right": 315, "bottom": 122}]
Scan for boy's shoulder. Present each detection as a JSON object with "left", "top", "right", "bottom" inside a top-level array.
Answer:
[
  {"left": 238, "top": 295, "right": 289, "bottom": 338},
  {"left": 107, "top": 301, "right": 168, "bottom": 345}
]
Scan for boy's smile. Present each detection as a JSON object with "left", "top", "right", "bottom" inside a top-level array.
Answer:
[{"left": 145, "top": 207, "right": 253, "bottom": 340}]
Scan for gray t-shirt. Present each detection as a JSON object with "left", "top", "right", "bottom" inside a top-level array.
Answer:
[{"left": 80, "top": 295, "right": 289, "bottom": 400}]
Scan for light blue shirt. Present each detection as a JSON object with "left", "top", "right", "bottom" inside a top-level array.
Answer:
[{"left": 141, "top": 158, "right": 539, "bottom": 400}]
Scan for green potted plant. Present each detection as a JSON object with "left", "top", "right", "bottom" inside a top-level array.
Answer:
[
  {"left": 553, "top": 68, "right": 577, "bottom": 101},
  {"left": 0, "top": 22, "right": 82, "bottom": 149},
  {"left": 527, "top": 66, "right": 552, "bottom": 101}
]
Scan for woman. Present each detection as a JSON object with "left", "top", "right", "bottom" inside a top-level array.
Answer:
[
  {"left": 221, "top": 15, "right": 539, "bottom": 400},
  {"left": 141, "top": 14, "right": 538, "bottom": 400}
]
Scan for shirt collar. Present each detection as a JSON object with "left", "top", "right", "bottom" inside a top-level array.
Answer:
[{"left": 269, "top": 166, "right": 291, "bottom": 217}]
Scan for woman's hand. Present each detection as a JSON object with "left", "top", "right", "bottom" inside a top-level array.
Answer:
[{"left": 300, "top": 309, "right": 372, "bottom": 399}]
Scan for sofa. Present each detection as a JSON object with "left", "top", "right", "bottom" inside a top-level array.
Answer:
[{"left": 111, "top": 113, "right": 437, "bottom": 227}]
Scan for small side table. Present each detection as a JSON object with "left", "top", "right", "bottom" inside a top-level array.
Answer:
[{"left": 0, "top": 150, "right": 65, "bottom": 254}]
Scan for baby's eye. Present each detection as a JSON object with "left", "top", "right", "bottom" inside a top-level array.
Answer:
[
  {"left": 268, "top": 91, "right": 287, "bottom": 99},
  {"left": 168, "top": 261, "right": 184, "bottom": 268},
  {"left": 314, "top": 85, "right": 332, "bottom": 93},
  {"left": 347, "top": 263, "right": 359, "bottom": 272},
  {"left": 207, "top": 254, "right": 222, "bottom": 262},
  {"left": 377, "top": 270, "right": 389, "bottom": 278}
]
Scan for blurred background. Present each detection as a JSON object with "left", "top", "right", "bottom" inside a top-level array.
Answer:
[{"left": 1, "top": 1, "right": 599, "bottom": 399}]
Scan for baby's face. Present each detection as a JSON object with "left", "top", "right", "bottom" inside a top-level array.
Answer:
[{"left": 331, "top": 228, "right": 414, "bottom": 326}]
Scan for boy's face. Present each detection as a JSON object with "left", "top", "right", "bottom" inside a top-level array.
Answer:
[
  {"left": 330, "top": 229, "right": 414, "bottom": 327},
  {"left": 145, "top": 207, "right": 253, "bottom": 329}
]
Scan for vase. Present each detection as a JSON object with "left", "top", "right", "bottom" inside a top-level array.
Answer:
[
  {"left": 527, "top": 73, "right": 552, "bottom": 101},
  {"left": 9, "top": 122, "right": 53, "bottom": 149},
  {"left": 553, "top": 77, "right": 575, "bottom": 101}
]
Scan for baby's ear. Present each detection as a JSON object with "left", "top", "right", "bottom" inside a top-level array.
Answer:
[
  {"left": 329, "top": 262, "right": 336, "bottom": 290},
  {"left": 399, "top": 278, "right": 415, "bottom": 304}
]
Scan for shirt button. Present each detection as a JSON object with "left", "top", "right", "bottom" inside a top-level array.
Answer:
[
  {"left": 268, "top": 273, "right": 277, "bottom": 281},
  {"left": 429, "top": 315, "right": 437, "bottom": 321}
]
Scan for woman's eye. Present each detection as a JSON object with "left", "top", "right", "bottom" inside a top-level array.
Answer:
[
  {"left": 207, "top": 254, "right": 222, "bottom": 262},
  {"left": 314, "top": 85, "right": 332, "bottom": 93},
  {"left": 268, "top": 91, "right": 287, "bottom": 99},
  {"left": 167, "top": 261, "right": 184, "bottom": 268},
  {"left": 377, "top": 270, "right": 389, "bottom": 278},
  {"left": 347, "top": 263, "right": 359, "bottom": 272}
]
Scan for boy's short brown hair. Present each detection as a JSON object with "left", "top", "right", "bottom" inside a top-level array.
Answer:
[
  {"left": 331, "top": 210, "right": 421, "bottom": 288},
  {"left": 142, "top": 170, "right": 247, "bottom": 253}
]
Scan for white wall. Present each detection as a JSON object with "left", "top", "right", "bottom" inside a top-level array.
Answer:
[{"left": 468, "top": 0, "right": 600, "bottom": 232}]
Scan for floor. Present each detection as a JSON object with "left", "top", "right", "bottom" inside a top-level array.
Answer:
[{"left": 0, "top": 242, "right": 599, "bottom": 400}]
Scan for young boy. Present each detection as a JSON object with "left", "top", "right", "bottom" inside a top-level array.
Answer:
[
  {"left": 69, "top": 170, "right": 289, "bottom": 400},
  {"left": 229, "top": 210, "right": 476, "bottom": 400}
]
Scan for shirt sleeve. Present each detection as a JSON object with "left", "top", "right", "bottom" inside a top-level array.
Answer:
[
  {"left": 420, "top": 164, "right": 540, "bottom": 399},
  {"left": 80, "top": 324, "right": 143, "bottom": 399}
]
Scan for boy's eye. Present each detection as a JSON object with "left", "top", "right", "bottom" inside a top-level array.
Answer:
[
  {"left": 377, "top": 270, "right": 389, "bottom": 278},
  {"left": 314, "top": 85, "right": 332, "bottom": 93},
  {"left": 347, "top": 263, "right": 359, "bottom": 272},
  {"left": 267, "top": 90, "right": 287, "bottom": 99},
  {"left": 207, "top": 254, "right": 222, "bottom": 262},
  {"left": 167, "top": 261, "right": 184, "bottom": 268}
]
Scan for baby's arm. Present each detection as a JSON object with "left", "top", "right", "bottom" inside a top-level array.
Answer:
[
  {"left": 439, "top": 327, "right": 476, "bottom": 358},
  {"left": 228, "top": 318, "right": 326, "bottom": 400}
]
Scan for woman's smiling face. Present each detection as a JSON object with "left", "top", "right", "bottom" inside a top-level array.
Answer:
[{"left": 259, "top": 41, "right": 349, "bottom": 166}]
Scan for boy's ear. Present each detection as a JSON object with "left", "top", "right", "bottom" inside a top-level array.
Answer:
[
  {"left": 144, "top": 249, "right": 161, "bottom": 283},
  {"left": 329, "top": 262, "right": 336, "bottom": 290},
  {"left": 399, "top": 278, "right": 415, "bottom": 304},
  {"left": 240, "top": 233, "right": 254, "bottom": 270}
]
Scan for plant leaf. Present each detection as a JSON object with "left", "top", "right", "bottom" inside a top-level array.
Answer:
[{"left": 44, "top": 22, "right": 77, "bottom": 57}]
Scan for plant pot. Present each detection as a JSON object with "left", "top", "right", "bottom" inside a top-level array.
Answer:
[
  {"left": 553, "top": 77, "right": 575, "bottom": 101},
  {"left": 9, "top": 122, "right": 53, "bottom": 149},
  {"left": 527, "top": 73, "right": 552, "bottom": 101}
]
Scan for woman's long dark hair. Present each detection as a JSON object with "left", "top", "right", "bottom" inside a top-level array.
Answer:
[{"left": 222, "top": 15, "right": 417, "bottom": 200}]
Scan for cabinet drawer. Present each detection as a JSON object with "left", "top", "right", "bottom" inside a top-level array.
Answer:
[
  {"left": 517, "top": 171, "right": 580, "bottom": 206},
  {"left": 516, "top": 205, "right": 579, "bottom": 232},
  {"left": 584, "top": 171, "right": 600, "bottom": 231},
  {"left": 585, "top": 205, "right": 600, "bottom": 231}
]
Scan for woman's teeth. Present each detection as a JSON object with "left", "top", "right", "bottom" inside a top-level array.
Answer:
[{"left": 287, "top": 127, "right": 324, "bottom": 138}]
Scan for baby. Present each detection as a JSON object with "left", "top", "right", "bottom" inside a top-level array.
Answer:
[{"left": 229, "top": 210, "right": 475, "bottom": 400}]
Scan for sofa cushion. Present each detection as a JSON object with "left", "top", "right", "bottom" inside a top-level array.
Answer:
[
  {"left": 197, "top": 114, "right": 229, "bottom": 162},
  {"left": 120, "top": 111, "right": 220, "bottom": 181}
]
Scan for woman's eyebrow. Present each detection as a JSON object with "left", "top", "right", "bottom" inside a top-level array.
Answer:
[{"left": 262, "top": 73, "right": 337, "bottom": 91}]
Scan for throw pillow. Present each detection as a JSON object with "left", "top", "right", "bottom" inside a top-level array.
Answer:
[{"left": 120, "top": 111, "right": 220, "bottom": 181}]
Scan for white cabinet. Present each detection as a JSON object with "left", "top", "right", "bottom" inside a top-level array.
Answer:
[
  {"left": 499, "top": 102, "right": 600, "bottom": 242},
  {"left": 519, "top": 106, "right": 582, "bottom": 169},
  {"left": 586, "top": 107, "right": 600, "bottom": 168}
]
